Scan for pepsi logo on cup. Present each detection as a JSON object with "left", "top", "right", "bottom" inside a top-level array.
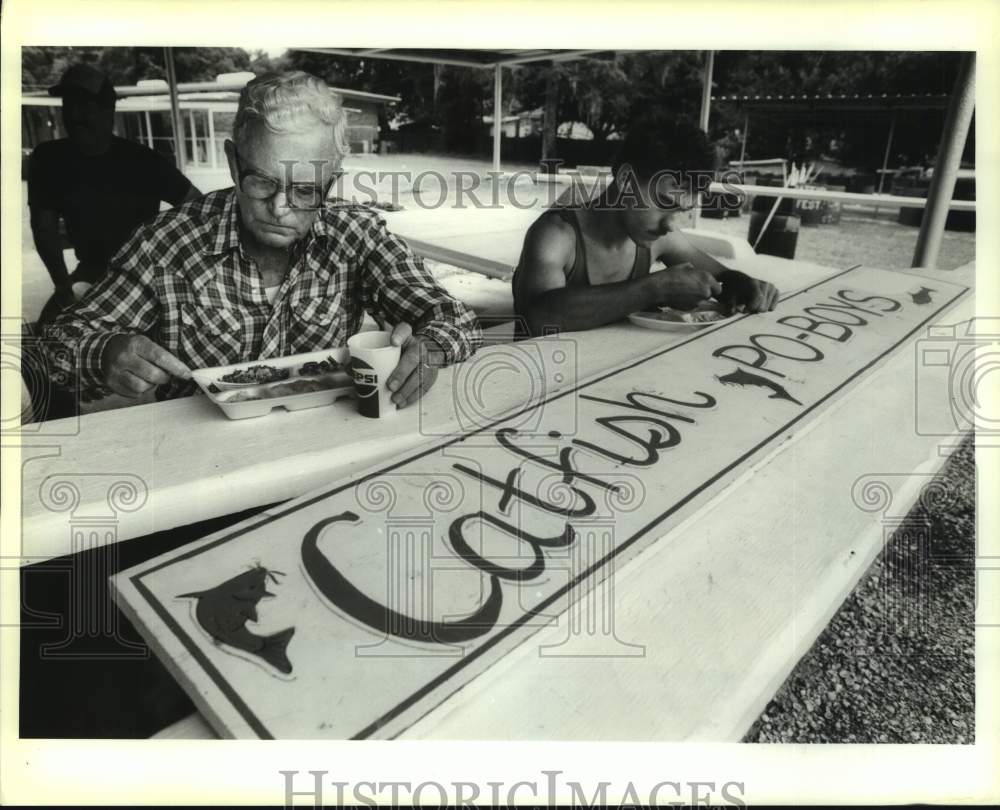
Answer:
[{"left": 350, "top": 356, "right": 381, "bottom": 418}]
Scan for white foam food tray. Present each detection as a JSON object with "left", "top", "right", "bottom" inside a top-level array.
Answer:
[{"left": 192, "top": 347, "right": 355, "bottom": 420}]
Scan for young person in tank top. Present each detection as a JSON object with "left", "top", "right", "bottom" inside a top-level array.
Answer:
[{"left": 512, "top": 113, "right": 779, "bottom": 336}]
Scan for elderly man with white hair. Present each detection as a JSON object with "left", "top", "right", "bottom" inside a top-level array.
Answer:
[{"left": 44, "top": 71, "right": 479, "bottom": 408}]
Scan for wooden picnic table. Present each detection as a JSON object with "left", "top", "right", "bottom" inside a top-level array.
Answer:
[{"left": 15, "top": 250, "right": 972, "bottom": 740}]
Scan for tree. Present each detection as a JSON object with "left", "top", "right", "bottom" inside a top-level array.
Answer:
[
  {"left": 518, "top": 57, "right": 626, "bottom": 141},
  {"left": 284, "top": 49, "right": 437, "bottom": 124},
  {"left": 619, "top": 50, "right": 704, "bottom": 122},
  {"left": 559, "top": 57, "right": 632, "bottom": 141},
  {"left": 22, "top": 46, "right": 261, "bottom": 91},
  {"left": 515, "top": 52, "right": 704, "bottom": 142},
  {"left": 171, "top": 47, "right": 253, "bottom": 82},
  {"left": 247, "top": 50, "right": 288, "bottom": 76},
  {"left": 284, "top": 50, "right": 503, "bottom": 153}
]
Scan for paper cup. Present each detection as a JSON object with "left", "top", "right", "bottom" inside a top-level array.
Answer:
[{"left": 346, "top": 330, "right": 401, "bottom": 418}]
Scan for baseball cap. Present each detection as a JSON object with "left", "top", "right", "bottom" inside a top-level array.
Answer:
[{"left": 48, "top": 64, "right": 117, "bottom": 104}]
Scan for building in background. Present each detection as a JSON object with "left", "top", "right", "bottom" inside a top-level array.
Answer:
[
  {"left": 483, "top": 108, "right": 598, "bottom": 141},
  {"left": 22, "top": 71, "right": 399, "bottom": 182}
]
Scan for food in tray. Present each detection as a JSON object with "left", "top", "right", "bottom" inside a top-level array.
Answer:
[
  {"left": 197, "top": 349, "right": 352, "bottom": 418},
  {"left": 299, "top": 355, "right": 341, "bottom": 376},
  {"left": 269, "top": 379, "right": 331, "bottom": 396},
  {"left": 224, "top": 378, "right": 333, "bottom": 403},
  {"left": 218, "top": 364, "right": 289, "bottom": 385}
]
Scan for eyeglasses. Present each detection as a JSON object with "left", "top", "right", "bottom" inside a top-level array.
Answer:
[{"left": 233, "top": 148, "right": 339, "bottom": 209}]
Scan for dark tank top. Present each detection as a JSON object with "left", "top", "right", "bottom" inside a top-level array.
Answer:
[{"left": 512, "top": 207, "right": 652, "bottom": 312}]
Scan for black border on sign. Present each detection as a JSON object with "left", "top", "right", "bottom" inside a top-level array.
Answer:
[{"left": 129, "top": 265, "right": 969, "bottom": 740}]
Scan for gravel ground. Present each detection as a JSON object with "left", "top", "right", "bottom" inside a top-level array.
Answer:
[
  {"left": 743, "top": 434, "right": 975, "bottom": 743},
  {"left": 700, "top": 207, "right": 975, "bottom": 272}
]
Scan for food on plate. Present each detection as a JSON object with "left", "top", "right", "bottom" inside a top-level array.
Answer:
[
  {"left": 299, "top": 355, "right": 341, "bottom": 376},
  {"left": 688, "top": 308, "right": 727, "bottom": 323},
  {"left": 219, "top": 364, "right": 289, "bottom": 385},
  {"left": 641, "top": 300, "right": 728, "bottom": 323}
]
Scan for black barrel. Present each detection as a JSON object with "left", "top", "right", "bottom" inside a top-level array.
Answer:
[
  {"left": 748, "top": 195, "right": 800, "bottom": 259},
  {"left": 796, "top": 196, "right": 825, "bottom": 226},
  {"left": 895, "top": 175, "right": 976, "bottom": 232}
]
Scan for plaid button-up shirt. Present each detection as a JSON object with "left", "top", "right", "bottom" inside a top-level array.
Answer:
[{"left": 44, "top": 189, "right": 481, "bottom": 400}]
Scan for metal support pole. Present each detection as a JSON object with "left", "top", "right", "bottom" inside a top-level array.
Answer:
[
  {"left": 699, "top": 50, "right": 714, "bottom": 132},
  {"left": 692, "top": 51, "right": 715, "bottom": 228},
  {"left": 207, "top": 108, "right": 217, "bottom": 169},
  {"left": 163, "top": 47, "right": 186, "bottom": 172},
  {"left": 25, "top": 110, "right": 38, "bottom": 149},
  {"left": 738, "top": 112, "right": 749, "bottom": 170},
  {"left": 540, "top": 66, "right": 558, "bottom": 172},
  {"left": 493, "top": 63, "right": 502, "bottom": 175},
  {"left": 189, "top": 109, "right": 198, "bottom": 168},
  {"left": 143, "top": 110, "right": 154, "bottom": 148},
  {"left": 912, "top": 53, "right": 975, "bottom": 269},
  {"left": 877, "top": 111, "right": 897, "bottom": 194}
]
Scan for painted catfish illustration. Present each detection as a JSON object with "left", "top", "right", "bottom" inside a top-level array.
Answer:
[
  {"left": 178, "top": 564, "right": 295, "bottom": 674},
  {"left": 716, "top": 367, "right": 803, "bottom": 406}
]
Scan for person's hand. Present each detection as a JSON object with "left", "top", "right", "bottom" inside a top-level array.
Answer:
[
  {"left": 717, "top": 269, "right": 780, "bottom": 315},
  {"left": 53, "top": 284, "right": 76, "bottom": 309},
  {"left": 651, "top": 262, "right": 723, "bottom": 310},
  {"left": 100, "top": 334, "right": 191, "bottom": 398},
  {"left": 385, "top": 323, "right": 444, "bottom": 409}
]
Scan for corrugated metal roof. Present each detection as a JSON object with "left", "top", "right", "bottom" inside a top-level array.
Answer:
[{"left": 712, "top": 92, "right": 950, "bottom": 110}]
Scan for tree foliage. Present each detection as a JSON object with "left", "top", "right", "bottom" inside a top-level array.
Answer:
[
  {"left": 286, "top": 50, "right": 507, "bottom": 148},
  {"left": 22, "top": 46, "right": 276, "bottom": 91},
  {"left": 709, "top": 51, "right": 969, "bottom": 167}
]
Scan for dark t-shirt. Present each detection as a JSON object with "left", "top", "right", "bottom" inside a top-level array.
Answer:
[{"left": 28, "top": 136, "right": 193, "bottom": 269}]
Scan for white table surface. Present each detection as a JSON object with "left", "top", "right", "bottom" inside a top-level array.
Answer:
[
  {"left": 151, "top": 259, "right": 976, "bottom": 740},
  {"left": 18, "top": 253, "right": 846, "bottom": 564}
]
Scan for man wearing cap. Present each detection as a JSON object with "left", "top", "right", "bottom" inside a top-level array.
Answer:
[
  {"left": 28, "top": 63, "right": 199, "bottom": 323},
  {"left": 43, "top": 70, "right": 479, "bottom": 410}
]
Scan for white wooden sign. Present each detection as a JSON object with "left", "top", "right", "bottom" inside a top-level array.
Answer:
[{"left": 112, "top": 266, "right": 969, "bottom": 739}]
